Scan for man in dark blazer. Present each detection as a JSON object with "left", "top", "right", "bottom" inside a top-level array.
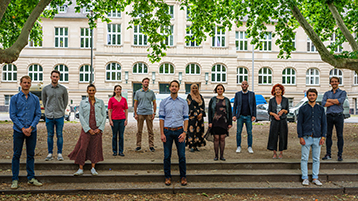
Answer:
[{"left": 232, "top": 80, "right": 256, "bottom": 154}]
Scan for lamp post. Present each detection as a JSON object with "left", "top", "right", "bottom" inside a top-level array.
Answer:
[
  {"left": 178, "top": 72, "right": 182, "bottom": 84},
  {"left": 205, "top": 72, "right": 209, "bottom": 84},
  {"left": 90, "top": 10, "right": 94, "bottom": 84},
  {"left": 152, "top": 72, "right": 156, "bottom": 84},
  {"left": 252, "top": 44, "right": 254, "bottom": 91}
]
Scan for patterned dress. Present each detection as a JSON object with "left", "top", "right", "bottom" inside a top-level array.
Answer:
[
  {"left": 212, "top": 99, "right": 229, "bottom": 135},
  {"left": 186, "top": 94, "right": 206, "bottom": 148},
  {"left": 68, "top": 100, "right": 104, "bottom": 166}
]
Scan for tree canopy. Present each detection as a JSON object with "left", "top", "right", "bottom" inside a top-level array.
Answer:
[{"left": 1, "top": 0, "right": 358, "bottom": 72}]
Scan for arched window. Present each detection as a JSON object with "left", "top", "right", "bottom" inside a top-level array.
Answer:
[
  {"left": 329, "top": 68, "right": 343, "bottom": 85},
  {"left": 306, "top": 68, "right": 320, "bottom": 85},
  {"left": 106, "top": 63, "right": 121, "bottom": 81},
  {"left": 133, "top": 63, "right": 148, "bottom": 74},
  {"left": 28, "top": 64, "right": 43, "bottom": 82},
  {"left": 237, "top": 67, "right": 248, "bottom": 84},
  {"left": 185, "top": 63, "right": 200, "bottom": 75},
  {"left": 258, "top": 67, "right": 272, "bottom": 85},
  {"left": 2, "top": 64, "right": 17, "bottom": 82},
  {"left": 54, "top": 64, "right": 69, "bottom": 82},
  {"left": 79, "top": 65, "right": 93, "bottom": 82},
  {"left": 282, "top": 68, "right": 296, "bottom": 85},
  {"left": 159, "top": 63, "right": 174, "bottom": 74},
  {"left": 211, "top": 64, "right": 226, "bottom": 83}
]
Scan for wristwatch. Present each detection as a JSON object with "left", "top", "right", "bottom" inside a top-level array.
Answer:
[
  {"left": 31, "top": 126, "right": 35, "bottom": 130},
  {"left": 184, "top": 131, "right": 187, "bottom": 134}
]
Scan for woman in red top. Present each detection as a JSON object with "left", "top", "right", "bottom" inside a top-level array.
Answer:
[{"left": 108, "top": 85, "right": 128, "bottom": 156}]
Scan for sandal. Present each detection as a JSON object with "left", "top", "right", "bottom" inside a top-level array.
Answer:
[
  {"left": 278, "top": 154, "right": 283, "bottom": 159},
  {"left": 272, "top": 154, "right": 277, "bottom": 159}
]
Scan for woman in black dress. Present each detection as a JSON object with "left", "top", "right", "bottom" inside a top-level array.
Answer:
[
  {"left": 186, "top": 84, "right": 206, "bottom": 152},
  {"left": 267, "top": 84, "right": 289, "bottom": 159},
  {"left": 208, "top": 84, "right": 232, "bottom": 161}
]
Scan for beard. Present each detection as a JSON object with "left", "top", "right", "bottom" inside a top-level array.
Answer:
[{"left": 308, "top": 99, "right": 316, "bottom": 103}]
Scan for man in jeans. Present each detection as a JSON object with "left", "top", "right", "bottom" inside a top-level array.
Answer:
[
  {"left": 42, "top": 70, "right": 68, "bottom": 161},
  {"left": 297, "top": 88, "right": 326, "bottom": 186},
  {"left": 322, "top": 76, "right": 346, "bottom": 161},
  {"left": 159, "top": 80, "right": 189, "bottom": 186},
  {"left": 232, "top": 80, "right": 256, "bottom": 154},
  {"left": 10, "top": 75, "right": 42, "bottom": 189},
  {"left": 134, "top": 77, "right": 156, "bottom": 152}
]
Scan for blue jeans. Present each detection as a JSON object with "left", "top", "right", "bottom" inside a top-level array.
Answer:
[
  {"left": 46, "top": 117, "right": 64, "bottom": 154},
  {"left": 301, "top": 136, "right": 321, "bottom": 180},
  {"left": 163, "top": 128, "right": 186, "bottom": 179},
  {"left": 12, "top": 130, "right": 37, "bottom": 181},
  {"left": 326, "top": 113, "right": 344, "bottom": 156},
  {"left": 111, "top": 119, "right": 125, "bottom": 154},
  {"left": 236, "top": 115, "right": 253, "bottom": 147}
]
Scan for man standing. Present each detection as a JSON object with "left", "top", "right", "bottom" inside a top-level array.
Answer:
[
  {"left": 297, "top": 88, "right": 326, "bottom": 186},
  {"left": 42, "top": 70, "right": 68, "bottom": 161},
  {"left": 322, "top": 77, "right": 346, "bottom": 161},
  {"left": 232, "top": 80, "right": 256, "bottom": 153},
  {"left": 10, "top": 75, "right": 42, "bottom": 189},
  {"left": 159, "top": 80, "right": 189, "bottom": 186},
  {"left": 134, "top": 77, "right": 156, "bottom": 152}
]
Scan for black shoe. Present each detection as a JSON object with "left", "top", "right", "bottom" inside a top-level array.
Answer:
[
  {"left": 220, "top": 157, "right": 226, "bottom": 161},
  {"left": 194, "top": 148, "right": 199, "bottom": 152},
  {"left": 189, "top": 148, "right": 195, "bottom": 152},
  {"left": 113, "top": 153, "right": 117, "bottom": 156},
  {"left": 338, "top": 155, "right": 343, "bottom": 161},
  {"left": 322, "top": 154, "right": 331, "bottom": 160},
  {"left": 135, "top": 147, "right": 141, "bottom": 152},
  {"left": 214, "top": 157, "right": 218, "bottom": 161},
  {"left": 150, "top": 147, "right": 155, "bottom": 152},
  {"left": 119, "top": 153, "right": 125, "bottom": 157}
]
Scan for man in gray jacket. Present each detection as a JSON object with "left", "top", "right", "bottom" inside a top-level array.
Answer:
[{"left": 42, "top": 70, "right": 68, "bottom": 161}]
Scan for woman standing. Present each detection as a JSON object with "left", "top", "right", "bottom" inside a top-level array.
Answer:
[
  {"left": 267, "top": 84, "right": 289, "bottom": 159},
  {"left": 68, "top": 84, "right": 106, "bottom": 175},
  {"left": 208, "top": 84, "right": 232, "bottom": 161},
  {"left": 108, "top": 85, "right": 128, "bottom": 156},
  {"left": 186, "top": 84, "right": 206, "bottom": 152}
]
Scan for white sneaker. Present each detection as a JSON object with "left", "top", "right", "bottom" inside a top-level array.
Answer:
[
  {"left": 312, "top": 179, "right": 322, "bottom": 186},
  {"left": 57, "top": 154, "right": 64, "bottom": 161},
  {"left": 45, "top": 154, "right": 53, "bottom": 161},
  {"left": 236, "top": 146, "right": 241, "bottom": 153},
  {"left": 74, "top": 169, "right": 83, "bottom": 176},
  {"left": 302, "top": 179, "right": 309, "bottom": 186},
  {"left": 91, "top": 168, "right": 98, "bottom": 176},
  {"left": 248, "top": 147, "right": 254, "bottom": 154}
]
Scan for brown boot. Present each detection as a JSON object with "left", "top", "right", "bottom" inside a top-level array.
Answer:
[
  {"left": 165, "top": 178, "right": 171, "bottom": 186},
  {"left": 181, "top": 177, "right": 187, "bottom": 186}
]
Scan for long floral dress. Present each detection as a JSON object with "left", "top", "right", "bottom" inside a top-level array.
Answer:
[{"left": 186, "top": 94, "right": 206, "bottom": 148}]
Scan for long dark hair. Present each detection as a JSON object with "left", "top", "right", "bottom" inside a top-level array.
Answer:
[{"left": 112, "top": 85, "right": 122, "bottom": 97}]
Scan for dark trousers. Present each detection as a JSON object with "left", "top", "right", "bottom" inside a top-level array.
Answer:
[
  {"left": 111, "top": 119, "right": 125, "bottom": 154},
  {"left": 163, "top": 128, "right": 186, "bottom": 179},
  {"left": 326, "top": 113, "right": 344, "bottom": 156},
  {"left": 12, "top": 130, "right": 37, "bottom": 181}
]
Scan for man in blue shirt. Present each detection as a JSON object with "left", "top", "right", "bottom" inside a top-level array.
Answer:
[
  {"left": 297, "top": 88, "right": 326, "bottom": 186},
  {"left": 9, "top": 75, "right": 42, "bottom": 189},
  {"left": 321, "top": 76, "right": 346, "bottom": 161},
  {"left": 159, "top": 80, "right": 189, "bottom": 186}
]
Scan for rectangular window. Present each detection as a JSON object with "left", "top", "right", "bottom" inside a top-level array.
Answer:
[
  {"left": 186, "top": 6, "right": 190, "bottom": 20},
  {"left": 108, "top": 10, "right": 121, "bottom": 18},
  {"left": 81, "top": 95, "right": 87, "bottom": 100},
  {"left": 159, "top": 83, "right": 170, "bottom": 94},
  {"left": 134, "top": 25, "right": 147, "bottom": 46},
  {"left": 54, "top": 27, "right": 68, "bottom": 48},
  {"left": 162, "top": 25, "right": 174, "bottom": 46},
  {"left": 330, "top": 33, "right": 343, "bottom": 53},
  {"left": 4, "top": 95, "right": 13, "bottom": 106},
  {"left": 212, "top": 27, "right": 225, "bottom": 47},
  {"left": 58, "top": 5, "right": 67, "bottom": 13},
  {"left": 259, "top": 32, "right": 272, "bottom": 51},
  {"left": 80, "top": 28, "right": 91, "bottom": 48},
  {"left": 185, "top": 26, "right": 199, "bottom": 47},
  {"left": 107, "top": 24, "right": 121, "bottom": 45},
  {"left": 28, "top": 39, "right": 42, "bottom": 48},
  {"left": 307, "top": 37, "right": 316, "bottom": 52},
  {"left": 235, "top": 31, "right": 248, "bottom": 51},
  {"left": 168, "top": 5, "right": 174, "bottom": 19}
]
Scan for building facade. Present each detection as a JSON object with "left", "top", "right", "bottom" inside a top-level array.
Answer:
[{"left": 1, "top": 2, "right": 358, "bottom": 113}]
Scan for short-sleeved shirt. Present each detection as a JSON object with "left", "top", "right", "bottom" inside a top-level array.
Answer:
[
  {"left": 108, "top": 97, "right": 128, "bottom": 120},
  {"left": 134, "top": 89, "right": 156, "bottom": 115}
]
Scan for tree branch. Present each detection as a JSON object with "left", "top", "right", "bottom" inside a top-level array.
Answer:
[
  {"left": 327, "top": 2, "right": 358, "bottom": 51},
  {"left": 0, "top": 0, "right": 11, "bottom": 23},
  {"left": 0, "top": 0, "right": 52, "bottom": 64}
]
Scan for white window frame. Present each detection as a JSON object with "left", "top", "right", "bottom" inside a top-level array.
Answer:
[
  {"left": 106, "top": 63, "right": 121, "bottom": 81},
  {"left": 306, "top": 68, "right": 320, "bottom": 85},
  {"left": 186, "top": 26, "right": 199, "bottom": 47},
  {"left": 2, "top": 64, "right": 17, "bottom": 82},
  {"left": 185, "top": 63, "right": 200, "bottom": 75},
  {"left": 168, "top": 5, "right": 174, "bottom": 19},
  {"left": 282, "top": 68, "right": 296, "bottom": 85},
  {"left": 28, "top": 39, "right": 42, "bottom": 48},
  {"left": 162, "top": 25, "right": 174, "bottom": 46},
  {"left": 329, "top": 68, "right": 343, "bottom": 86},
  {"left": 54, "top": 64, "right": 69, "bottom": 82},
  {"left": 133, "top": 63, "right": 148, "bottom": 74},
  {"left": 258, "top": 67, "right": 272, "bottom": 85},
  {"left": 4, "top": 95, "right": 13, "bottom": 106},
  {"left": 79, "top": 65, "right": 93, "bottom": 83},
  {"left": 80, "top": 28, "right": 91, "bottom": 48},
  {"left": 107, "top": 24, "right": 121, "bottom": 45},
  {"left": 237, "top": 67, "right": 248, "bottom": 84},
  {"left": 212, "top": 27, "right": 225, "bottom": 47},
  {"left": 330, "top": 33, "right": 343, "bottom": 53},
  {"left": 159, "top": 63, "right": 174, "bottom": 75},
  {"left": 354, "top": 72, "right": 358, "bottom": 85},
  {"left": 211, "top": 64, "right": 227, "bottom": 83},
  {"left": 54, "top": 27, "right": 68, "bottom": 48},
  {"left": 108, "top": 10, "right": 121, "bottom": 18},
  {"left": 307, "top": 37, "right": 317, "bottom": 52},
  {"left": 259, "top": 32, "right": 272, "bottom": 51},
  {"left": 58, "top": 5, "right": 67, "bottom": 13},
  {"left": 28, "top": 64, "right": 43, "bottom": 82},
  {"left": 186, "top": 6, "right": 191, "bottom": 20},
  {"left": 235, "top": 31, "right": 248, "bottom": 51},
  {"left": 133, "top": 25, "right": 147, "bottom": 46}
]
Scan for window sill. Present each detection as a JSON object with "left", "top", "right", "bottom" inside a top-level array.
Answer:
[
  {"left": 211, "top": 47, "right": 228, "bottom": 49},
  {"left": 105, "top": 45, "right": 123, "bottom": 47}
]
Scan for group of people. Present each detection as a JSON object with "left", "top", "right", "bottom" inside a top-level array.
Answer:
[{"left": 9, "top": 70, "right": 346, "bottom": 188}]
